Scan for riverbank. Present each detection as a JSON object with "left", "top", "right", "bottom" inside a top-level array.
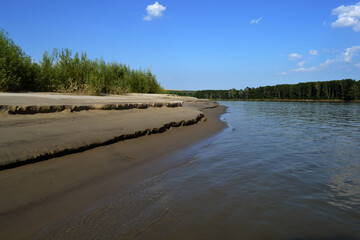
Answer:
[
  {"left": 0, "top": 92, "right": 227, "bottom": 239},
  {"left": 0, "top": 92, "right": 203, "bottom": 169},
  {"left": 209, "top": 99, "right": 360, "bottom": 102}
]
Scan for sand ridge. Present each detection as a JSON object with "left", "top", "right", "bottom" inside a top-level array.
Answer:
[{"left": 0, "top": 93, "right": 212, "bottom": 169}]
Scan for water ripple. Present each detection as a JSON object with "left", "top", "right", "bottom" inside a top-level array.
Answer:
[{"left": 36, "top": 101, "right": 360, "bottom": 239}]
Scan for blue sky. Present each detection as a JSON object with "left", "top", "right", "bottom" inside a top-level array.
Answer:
[{"left": 1, "top": 0, "right": 359, "bottom": 90}]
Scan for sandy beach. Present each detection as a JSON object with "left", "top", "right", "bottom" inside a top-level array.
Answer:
[{"left": 0, "top": 93, "right": 226, "bottom": 239}]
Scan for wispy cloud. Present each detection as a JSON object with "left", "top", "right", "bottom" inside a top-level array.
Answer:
[
  {"left": 343, "top": 45, "right": 360, "bottom": 62},
  {"left": 320, "top": 59, "right": 337, "bottom": 67},
  {"left": 277, "top": 66, "right": 316, "bottom": 76},
  {"left": 144, "top": 1, "right": 166, "bottom": 21},
  {"left": 250, "top": 17, "right": 263, "bottom": 24},
  {"left": 291, "top": 66, "right": 318, "bottom": 73},
  {"left": 309, "top": 50, "right": 318, "bottom": 56},
  {"left": 323, "top": 48, "right": 339, "bottom": 53},
  {"left": 331, "top": 2, "right": 360, "bottom": 32},
  {"left": 279, "top": 45, "right": 360, "bottom": 75},
  {"left": 297, "top": 61, "right": 306, "bottom": 67},
  {"left": 288, "top": 53, "right": 302, "bottom": 61},
  {"left": 290, "top": 59, "right": 338, "bottom": 73}
]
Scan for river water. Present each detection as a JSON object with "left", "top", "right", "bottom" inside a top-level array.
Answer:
[{"left": 37, "top": 101, "right": 360, "bottom": 240}]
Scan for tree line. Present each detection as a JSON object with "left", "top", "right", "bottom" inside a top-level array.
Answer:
[
  {"left": 190, "top": 79, "right": 360, "bottom": 101},
  {"left": 0, "top": 30, "right": 163, "bottom": 94}
]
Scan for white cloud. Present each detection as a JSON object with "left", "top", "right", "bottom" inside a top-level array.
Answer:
[
  {"left": 290, "top": 59, "right": 337, "bottom": 73},
  {"left": 323, "top": 48, "right": 339, "bottom": 53},
  {"left": 288, "top": 53, "right": 302, "bottom": 61},
  {"left": 293, "top": 47, "right": 360, "bottom": 72},
  {"left": 281, "top": 45, "right": 360, "bottom": 75},
  {"left": 320, "top": 59, "right": 336, "bottom": 67},
  {"left": 309, "top": 49, "right": 318, "bottom": 56},
  {"left": 144, "top": 1, "right": 166, "bottom": 21},
  {"left": 331, "top": 2, "right": 360, "bottom": 32},
  {"left": 277, "top": 72, "right": 289, "bottom": 75},
  {"left": 292, "top": 66, "right": 318, "bottom": 72},
  {"left": 250, "top": 17, "right": 263, "bottom": 24},
  {"left": 343, "top": 45, "right": 360, "bottom": 62},
  {"left": 298, "top": 61, "right": 306, "bottom": 67}
]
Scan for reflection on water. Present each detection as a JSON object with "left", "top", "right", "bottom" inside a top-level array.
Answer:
[{"left": 36, "top": 101, "right": 360, "bottom": 240}]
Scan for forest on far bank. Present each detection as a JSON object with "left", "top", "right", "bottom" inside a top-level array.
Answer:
[
  {"left": 170, "top": 79, "right": 360, "bottom": 101},
  {"left": 0, "top": 30, "right": 164, "bottom": 94}
]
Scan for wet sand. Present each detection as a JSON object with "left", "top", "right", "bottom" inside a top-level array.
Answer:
[{"left": 0, "top": 93, "right": 226, "bottom": 239}]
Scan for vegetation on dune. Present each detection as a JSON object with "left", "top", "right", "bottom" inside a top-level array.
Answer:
[
  {"left": 170, "top": 79, "right": 360, "bottom": 102},
  {"left": 0, "top": 30, "right": 164, "bottom": 94}
]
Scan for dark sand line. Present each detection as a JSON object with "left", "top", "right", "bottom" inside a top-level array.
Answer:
[
  {"left": 0, "top": 102, "right": 227, "bottom": 240},
  {"left": 0, "top": 113, "right": 205, "bottom": 171},
  {"left": 0, "top": 101, "right": 183, "bottom": 114}
]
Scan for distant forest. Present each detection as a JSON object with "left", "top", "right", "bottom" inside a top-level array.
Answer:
[
  {"left": 171, "top": 79, "right": 360, "bottom": 101},
  {"left": 0, "top": 30, "right": 163, "bottom": 94}
]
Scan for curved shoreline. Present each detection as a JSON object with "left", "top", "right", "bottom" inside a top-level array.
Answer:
[
  {"left": 0, "top": 113, "right": 206, "bottom": 171},
  {"left": 0, "top": 93, "right": 210, "bottom": 168},
  {"left": 209, "top": 98, "right": 359, "bottom": 102},
  {"left": 0, "top": 94, "right": 227, "bottom": 240}
]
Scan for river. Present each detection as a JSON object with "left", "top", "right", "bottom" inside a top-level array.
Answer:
[{"left": 35, "top": 101, "right": 360, "bottom": 240}]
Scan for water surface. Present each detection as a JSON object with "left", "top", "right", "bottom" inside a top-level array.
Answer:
[{"left": 38, "top": 101, "right": 360, "bottom": 239}]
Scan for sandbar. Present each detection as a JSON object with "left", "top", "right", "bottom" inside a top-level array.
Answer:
[{"left": 0, "top": 93, "right": 227, "bottom": 239}]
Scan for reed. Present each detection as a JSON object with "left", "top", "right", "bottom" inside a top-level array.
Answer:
[{"left": 0, "top": 30, "right": 164, "bottom": 94}]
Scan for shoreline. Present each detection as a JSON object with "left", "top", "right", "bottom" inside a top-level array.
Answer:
[
  {"left": 0, "top": 93, "right": 227, "bottom": 239},
  {"left": 0, "top": 112, "right": 206, "bottom": 171},
  {"left": 208, "top": 98, "right": 360, "bottom": 102},
  {"left": 0, "top": 93, "right": 210, "bottom": 168}
]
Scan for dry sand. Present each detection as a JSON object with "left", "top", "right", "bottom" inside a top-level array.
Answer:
[
  {"left": 0, "top": 93, "right": 227, "bottom": 239},
  {"left": 0, "top": 93, "right": 201, "bottom": 168}
]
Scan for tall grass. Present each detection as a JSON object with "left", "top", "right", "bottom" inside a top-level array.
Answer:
[{"left": 0, "top": 30, "right": 164, "bottom": 94}]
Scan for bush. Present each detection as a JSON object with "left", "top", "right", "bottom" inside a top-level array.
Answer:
[
  {"left": 0, "top": 30, "right": 37, "bottom": 91},
  {"left": 0, "top": 30, "right": 164, "bottom": 94}
]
